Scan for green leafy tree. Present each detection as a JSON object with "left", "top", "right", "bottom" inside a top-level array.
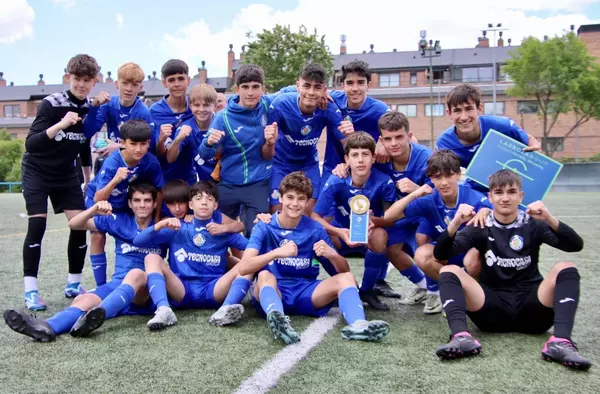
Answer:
[
  {"left": 0, "top": 129, "right": 12, "bottom": 141},
  {"left": 0, "top": 139, "right": 24, "bottom": 181},
  {"left": 243, "top": 25, "right": 334, "bottom": 92},
  {"left": 505, "top": 32, "right": 600, "bottom": 157}
]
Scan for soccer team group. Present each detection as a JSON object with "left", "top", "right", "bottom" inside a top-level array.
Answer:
[{"left": 2, "top": 53, "right": 592, "bottom": 370}]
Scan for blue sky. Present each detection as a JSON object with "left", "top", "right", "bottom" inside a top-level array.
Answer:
[{"left": 2, "top": 0, "right": 600, "bottom": 85}]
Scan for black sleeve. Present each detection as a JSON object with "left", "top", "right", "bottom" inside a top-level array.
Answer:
[
  {"left": 25, "top": 100, "right": 54, "bottom": 152},
  {"left": 535, "top": 220, "right": 584, "bottom": 253},
  {"left": 80, "top": 144, "right": 92, "bottom": 167},
  {"left": 434, "top": 226, "right": 482, "bottom": 261}
]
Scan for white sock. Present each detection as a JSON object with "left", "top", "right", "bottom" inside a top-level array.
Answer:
[
  {"left": 24, "top": 276, "right": 38, "bottom": 293},
  {"left": 416, "top": 278, "right": 427, "bottom": 289},
  {"left": 67, "top": 273, "right": 82, "bottom": 284},
  {"left": 427, "top": 290, "right": 440, "bottom": 296}
]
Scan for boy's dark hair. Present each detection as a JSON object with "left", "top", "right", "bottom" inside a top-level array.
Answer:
[
  {"left": 66, "top": 54, "right": 99, "bottom": 79},
  {"left": 163, "top": 180, "right": 191, "bottom": 204},
  {"left": 426, "top": 150, "right": 462, "bottom": 178},
  {"left": 445, "top": 84, "right": 482, "bottom": 111},
  {"left": 378, "top": 111, "right": 410, "bottom": 133},
  {"left": 161, "top": 59, "right": 189, "bottom": 79},
  {"left": 298, "top": 63, "right": 327, "bottom": 85},
  {"left": 189, "top": 181, "right": 219, "bottom": 201},
  {"left": 344, "top": 132, "right": 376, "bottom": 156},
  {"left": 341, "top": 60, "right": 371, "bottom": 83},
  {"left": 279, "top": 171, "right": 313, "bottom": 200},
  {"left": 235, "top": 64, "right": 265, "bottom": 86},
  {"left": 128, "top": 181, "right": 158, "bottom": 201},
  {"left": 488, "top": 169, "right": 522, "bottom": 191},
  {"left": 120, "top": 120, "right": 152, "bottom": 142}
]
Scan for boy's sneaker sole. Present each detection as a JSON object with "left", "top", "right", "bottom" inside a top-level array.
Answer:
[
  {"left": 3, "top": 309, "right": 55, "bottom": 342},
  {"left": 210, "top": 304, "right": 244, "bottom": 326},
  {"left": 267, "top": 311, "right": 300, "bottom": 345},
  {"left": 70, "top": 306, "right": 106, "bottom": 337},
  {"left": 342, "top": 320, "right": 390, "bottom": 342}
]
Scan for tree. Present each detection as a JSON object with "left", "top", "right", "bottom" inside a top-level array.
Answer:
[
  {"left": 0, "top": 139, "right": 24, "bottom": 181},
  {"left": 0, "top": 129, "right": 12, "bottom": 141},
  {"left": 505, "top": 32, "right": 600, "bottom": 157},
  {"left": 243, "top": 25, "right": 334, "bottom": 92}
]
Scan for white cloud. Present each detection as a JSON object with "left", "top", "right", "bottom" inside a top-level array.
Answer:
[
  {"left": 0, "top": 0, "right": 35, "bottom": 44},
  {"left": 52, "top": 0, "right": 76, "bottom": 10},
  {"left": 159, "top": 0, "right": 600, "bottom": 78},
  {"left": 116, "top": 13, "right": 124, "bottom": 31}
]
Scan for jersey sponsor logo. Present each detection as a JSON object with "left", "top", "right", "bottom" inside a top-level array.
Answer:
[
  {"left": 120, "top": 242, "right": 162, "bottom": 256},
  {"left": 300, "top": 125, "right": 312, "bottom": 136},
  {"left": 55, "top": 130, "right": 87, "bottom": 143},
  {"left": 193, "top": 233, "right": 206, "bottom": 247},
  {"left": 435, "top": 225, "right": 444, "bottom": 233},
  {"left": 111, "top": 188, "right": 124, "bottom": 197},
  {"left": 484, "top": 250, "right": 531, "bottom": 269},
  {"left": 274, "top": 256, "right": 311, "bottom": 269},
  {"left": 194, "top": 154, "right": 205, "bottom": 166},
  {"left": 509, "top": 235, "right": 524, "bottom": 251},
  {"left": 174, "top": 247, "right": 221, "bottom": 266},
  {"left": 337, "top": 205, "right": 350, "bottom": 217},
  {"left": 283, "top": 134, "right": 320, "bottom": 146},
  {"left": 164, "top": 137, "right": 173, "bottom": 150}
]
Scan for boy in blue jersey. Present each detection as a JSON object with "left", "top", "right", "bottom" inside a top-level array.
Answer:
[
  {"left": 85, "top": 120, "right": 164, "bottom": 287},
  {"left": 384, "top": 150, "right": 491, "bottom": 314},
  {"left": 268, "top": 64, "right": 354, "bottom": 214},
  {"left": 128, "top": 181, "right": 250, "bottom": 330},
  {"left": 85, "top": 62, "right": 155, "bottom": 160},
  {"left": 199, "top": 64, "right": 278, "bottom": 237},
  {"left": 239, "top": 172, "right": 389, "bottom": 344},
  {"left": 436, "top": 84, "right": 541, "bottom": 191},
  {"left": 150, "top": 59, "right": 193, "bottom": 161},
  {"left": 166, "top": 84, "right": 219, "bottom": 185},
  {"left": 321, "top": 60, "right": 391, "bottom": 185},
  {"left": 3, "top": 183, "right": 166, "bottom": 341},
  {"left": 313, "top": 132, "right": 397, "bottom": 311}
]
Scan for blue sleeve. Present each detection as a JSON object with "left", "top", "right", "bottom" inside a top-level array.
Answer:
[
  {"left": 247, "top": 222, "right": 267, "bottom": 251},
  {"left": 229, "top": 233, "right": 249, "bottom": 251},
  {"left": 279, "top": 85, "right": 297, "bottom": 93},
  {"left": 149, "top": 158, "right": 165, "bottom": 189},
  {"left": 95, "top": 161, "right": 117, "bottom": 191},
  {"left": 133, "top": 225, "right": 176, "bottom": 247},
  {"left": 325, "top": 105, "right": 345, "bottom": 141},
  {"left": 435, "top": 131, "right": 451, "bottom": 150},
  {"left": 83, "top": 105, "right": 107, "bottom": 139},
  {"left": 319, "top": 227, "right": 335, "bottom": 249},
  {"left": 474, "top": 194, "right": 493, "bottom": 210},
  {"left": 267, "top": 103, "right": 283, "bottom": 125},
  {"left": 93, "top": 215, "right": 115, "bottom": 234},
  {"left": 506, "top": 118, "right": 529, "bottom": 144},
  {"left": 403, "top": 197, "right": 428, "bottom": 219},
  {"left": 314, "top": 178, "right": 337, "bottom": 217},
  {"left": 382, "top": 178, "right": 396, "bottom": 203}
]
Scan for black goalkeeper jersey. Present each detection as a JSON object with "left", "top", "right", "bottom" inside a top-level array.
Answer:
[
  {"left": 434, "top": 211, "right": 583, "bottom": 291},
  {"left": 22, "top": 90, "right": 93, "bottom": 183}
]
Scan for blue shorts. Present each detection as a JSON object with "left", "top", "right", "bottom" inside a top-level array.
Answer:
[
  {"left": 387, "top": 218, "right": 419, "bottom": 256},
  {"left": 270, "top": 162, "right": 321, "bottom": 205},
  {"left": 90, "top": 280, "right": 155, "bottom": 315},
  {"left": 429, "top": 241, "right": 465, "bottom": 266},
  {"left": 171, "top": 278, "right": 220, "bottom": 310},
  {"left": 252, "top": 278, "right": 333, "bottom": 318}
]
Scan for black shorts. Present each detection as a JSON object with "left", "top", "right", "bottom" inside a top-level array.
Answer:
[
  {"left": 22, "top": 168, "right": 85, "bottom": 216},
  {"left": 467, "top": 283, "right": 554, "bottom": 334}
]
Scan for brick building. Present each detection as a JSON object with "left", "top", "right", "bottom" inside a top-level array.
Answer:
[{"left": 1, "top": 25, "right": 599, "bottom": 159}]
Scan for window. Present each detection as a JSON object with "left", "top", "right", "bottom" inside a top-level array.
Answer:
[
  {"left": 410, "top": 72, "right": 417, "bottom": 85},
  {"left": 379, "top": 73, "right": 400, "bottom": 87},
  {"left": 425, "top": 104, "right": 444, "bottom": 117},
  {"left": 3, "top": 104, "right": 20, "bottom": 118},
  {"left": 394, "top": 104, "right": 417, "bottom": 117},
  {"left": 517, "top": 101, "right": 539, "bottom": 114},
  {"left": 484, "top": 102, "right": 505, "bottom": 115},
  {"left": 461, "top": 67, "right": 493, "bottom": 82},
  {"left": 543, "top": 137, "right": 564, "bottom": 153}
]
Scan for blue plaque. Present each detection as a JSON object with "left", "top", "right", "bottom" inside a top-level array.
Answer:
[
  {"left": 465, "top": 129, "right": 563, "bottom": 207},
  {"left": 349, "top": 195, "right": 370, "bottom": 244}
]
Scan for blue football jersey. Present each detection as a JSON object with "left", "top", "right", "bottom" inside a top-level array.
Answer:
[
  {"left": 436, "top": 115, "right": 529, "bottom": 168},
  {"left": 314, "top": 168, "right": 396, "bottom": 228},
  {"left": 247, "top": 214, "right": 335, "bottom": 280},
  {"left": 322, "top": 92, "right": 390, "bottom": 173},
  {"left": 403, "top": 183, "right": 492, "bottom": 241},
  {"left": 150, "top": 95, "right": 194, "bottom": 170},
  {"left": 176, "top": 117, "right": 218, "bottom": 182},
  {"left": 90, "top": 149, "right": 164, "bottom": 211},
  {"left": 268, "top": 92, "right": 345, "bottom": 165},
  {"left": 94, "top": 213, "right": 167, "bottom": 281}
]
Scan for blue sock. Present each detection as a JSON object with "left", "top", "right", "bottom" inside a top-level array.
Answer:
[
  {"left": 259, "top": 286, "right": 284, "bottom": 315},
  {"left": 426, "top": 276, "right": 440, "bottom": 293},
  {"left": 339, "top": 287, "right": 366, "bottom": 325},
  {"left": 362, "top": 251, "right": 387, "bottom": 291},
  {"left": 46, "top": 307, "right": 85, "bottom": 335},
  {"left": 377, "top": 263, "right": 389, "bottom": 281},
  {"left": 147, "top": 273, "right": 169, "bottom": 308},
  {"left": 90, "top": 253, "right": 107, "bottom": 286},
  {"left": 100, "top": 283, "right": 135, "bottom": 319},
  {"left": 223, "top": 277, "right": 251, "bottom": 305},
  {"left": 400, "top": 264, "right": 426, "bottom": 285},
  {"left": 320, "top": 259, "right": 338, "bottom": 277}
]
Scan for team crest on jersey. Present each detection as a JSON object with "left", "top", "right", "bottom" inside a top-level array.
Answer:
[
  {"left": 343, "top": 115, "right": 352, "bottom": 123},
  {"left": 117, "top": 121, "right": 124, "bottom": 130},
  {"left": 300, "top": 125, "right": 312, "bottom": 136},
  {"left": 271, "top": 190, "right": 280, "bottom": 200},
  {"left": 509, "top": 235, "right": 524, "bottom": 251},
  {"left": 193, "top": 233, "right": 206, "bottom": 247},
  {"left": 279, "top": 239, "right": 290, "bottom": 247},
  {"left": 261, "top": 114, "right": 268, "bottom": 127},
  {"left": 444, "top": 216, "right": 451, "bottom": 226}
]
